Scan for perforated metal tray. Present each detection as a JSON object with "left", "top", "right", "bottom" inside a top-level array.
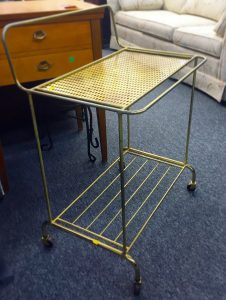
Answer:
[{"left": 35, "top": 49, "right": 191, "bottom": 110}]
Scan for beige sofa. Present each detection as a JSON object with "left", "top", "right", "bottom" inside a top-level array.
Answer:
[{"left": 107, "top": 0, "right": 226, "bottom": 102}]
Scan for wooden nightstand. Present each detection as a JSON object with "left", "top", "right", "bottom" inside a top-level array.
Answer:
[
  {"left": 0, "top": 0, "right": 103, "bottom": 85},
  {"left": 0, "top": 0, "right": 107, "bottom": 165}
]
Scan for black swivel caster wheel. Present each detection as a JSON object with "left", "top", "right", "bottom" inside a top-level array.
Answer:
[
  {"left": 133, "top": 281, "right": 142, "bottom": 296},
  {"left": 41, "top": 235, "right": 53, "bottom": 248},
  {"left": 187, "top": 181, "right": 196, "bottom": 192}
]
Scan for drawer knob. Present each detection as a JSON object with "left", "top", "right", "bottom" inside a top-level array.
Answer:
[
  {"left": 37, "top": 61, "right": 52, "bottom": 71},
  {"left": 33, "top": 30, "right": 47, "bottom": 40}
]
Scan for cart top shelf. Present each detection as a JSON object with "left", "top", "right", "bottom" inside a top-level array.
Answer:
[{"left": 34, "top": 48, "right": 193, "bottom": 111}]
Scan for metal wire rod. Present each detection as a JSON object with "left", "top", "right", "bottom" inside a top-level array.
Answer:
[
  {"left": 114, "top": 166, "right": 171, "bottom": 241},
  {"left": 128, "top": 168, "right": 184, "bottom": 250},
  {"left": 100, "top": 162, "right": 159, "bottom": 235},
  {"left": 52, "top": 154, "right": 128, "bottom": 223},
  {"left": 72, "top": 157, "right": 137, "bottom": 224},
  {"left": 85, "top": 160, "right": 149, "bottom": 230}
]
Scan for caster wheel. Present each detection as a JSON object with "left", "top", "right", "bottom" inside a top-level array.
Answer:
[
  {"left": 41, "top": 235, "right": 53, "bottom": 248},
  {"left": 133, "top": 281, "right": 142, "bottom": 296},
  {"left": 187, "top": 181, "right": 196, "bottom": 192}
]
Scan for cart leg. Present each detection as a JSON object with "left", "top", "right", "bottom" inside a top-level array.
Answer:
[
  {"left": 127, "top": 114, "right": 131, "bottom": 150},
  {"left": 41, "top": 221, "right": 53, "bottom": 248},
  {"left": 118, "top": 114, "right": 142, "bottom": 294},
  {"left": 184, "top": 58, "right": 197, "bottom": 192},
  {"left": 118, "top": 114, "right": 127, "bottom": 254},
  {"left": 27, "top": 93, "right": 53, "bottom": 244},
  {"left": 125, "top": 255, "right": 142, "bottom": 295}
]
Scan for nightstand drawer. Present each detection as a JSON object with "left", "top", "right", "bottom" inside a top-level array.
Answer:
[
  {"left": 0, "top": 48, "right": 93, "bottom": 85},
  {"left": 0, "top": 21, "right": 92, "bottom": 56}
]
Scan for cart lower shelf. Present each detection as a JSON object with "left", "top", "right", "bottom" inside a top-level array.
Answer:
[{"left": 50, "top": 148, "right": 194, "bottom": 255}]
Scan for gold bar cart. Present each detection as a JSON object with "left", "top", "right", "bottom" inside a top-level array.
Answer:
[{"left": 2, "top": 5, "right": 206, "bottom": 295}]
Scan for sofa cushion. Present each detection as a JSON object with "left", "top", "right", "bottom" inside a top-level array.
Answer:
[
  {"left": 163, "top": 0, "right": 186, "bottom": 14},
  {"left": 119, "top": 0, "right": 163, "bottom": 11},
  {"left": 181, "top": 0, "right": 226, "bottom": 21},
  {"left": 173, "top": 25, "right": 222, "bottom": 57},
  {"left": 115, "top": 10, "right": 215, "bottom": 42},
  {"left": 214, "top": 10, "right": 226, "bottom": 37}
]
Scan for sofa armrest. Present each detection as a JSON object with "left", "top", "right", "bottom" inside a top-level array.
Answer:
[
  {"left": 219, "top": 30, "right": 226, "bottom": 81},
  {"left": 107, "top": 0, "right": 120, "bottom": 14}
]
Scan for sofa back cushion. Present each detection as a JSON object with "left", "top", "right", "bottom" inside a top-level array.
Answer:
[
  {"left": 119, "top": 0, "right": 163, "bottom": 11},
  {"left": 163, "top": 0, "right": 187, "bottom": 14},
  {"left": 181, "top": 0, "right": 226, "bottom": 21},
  {"left": 107, "top": 0, "right": 121, "bottom": 13}
]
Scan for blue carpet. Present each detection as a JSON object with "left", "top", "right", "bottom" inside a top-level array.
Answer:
[{"left": 0, "top": 54, "right": 226, "bottom": 299}]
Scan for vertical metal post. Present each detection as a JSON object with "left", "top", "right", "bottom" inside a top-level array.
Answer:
[
  {"left": 184, "top": 57, "right": 198, "bottom": 164},
  {"left": 127, "top": 114, "right": 131, "bottom": 149},
  {"left": 28, "top": 93, "right": 52, "bottom": 222},
  {"left": 118, "top": 113, "right": 127, "bottom": 254}
]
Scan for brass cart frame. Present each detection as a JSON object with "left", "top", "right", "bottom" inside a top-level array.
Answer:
[{"left": 2, "top": 5, "right": 206, "bottom": 295}]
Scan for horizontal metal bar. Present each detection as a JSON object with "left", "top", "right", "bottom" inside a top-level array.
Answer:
[
  {"left": 27, "top": 88, "right": 129, "bottom": 114},
  {"left": 56, "top": 218, "right": 124, "bottom": 249},
  {"left": 52, "top": 221, "right": 124, "bottom": 256},
  {"left": 126, "top": 47, "right": 193, "bottom": 59},
  {"left": 128, "top": 148, "right": 185, "bottom": 168}
]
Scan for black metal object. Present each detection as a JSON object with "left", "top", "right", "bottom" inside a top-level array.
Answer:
[
  {"left": 0, "top": 180, "right": 5, "bottom": 199},
  {"left": 39, "top": 104, "right": 99, "bottom": 162},
  {"left": 83, "top": 106, "right": 99, "bottom": 162}
]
